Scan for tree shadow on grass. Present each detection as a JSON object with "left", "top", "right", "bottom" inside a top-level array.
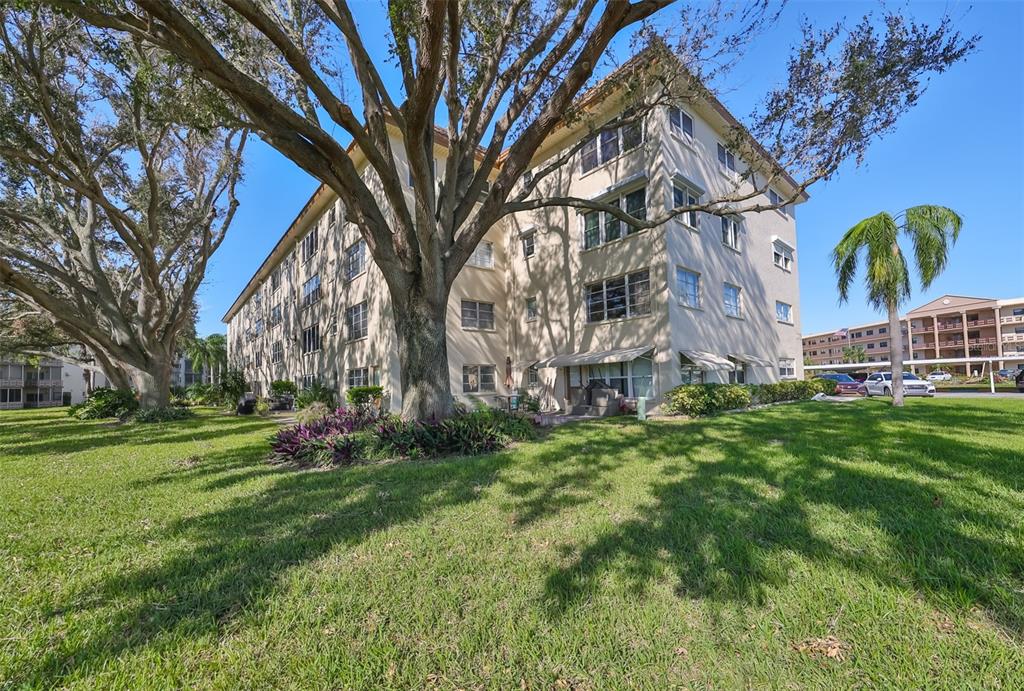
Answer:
[
  {"left": 536, "top": 401, "right": 1024, "bottom": 635},
  {"left": 12, "top": 439, "right": 511, "bottom": 686}
]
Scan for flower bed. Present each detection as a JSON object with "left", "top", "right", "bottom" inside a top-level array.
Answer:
[
  {"left": 663, "top": 380, "right": 836, "bottom": 417},
  {"left": 270, "top": 406, "right": 535, "bottom": 468}
]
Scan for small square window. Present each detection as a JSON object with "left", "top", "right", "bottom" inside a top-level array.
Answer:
[
  {"left": 521, "top": 232, "right": 535, "bottom": 258},
  {"left": 526, "top": 297, "right": 539, "bottom": 322}
]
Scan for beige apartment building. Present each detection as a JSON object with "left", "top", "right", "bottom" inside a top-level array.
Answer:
[
  {"left": 803, "top": 294, "right": 1024, "bottom": 375},
  {"left": 223, "top": 73, "right": 807, "bottom": 413},
  {"left": 0, "top": 358, "right": 65, "bottom": 410}
]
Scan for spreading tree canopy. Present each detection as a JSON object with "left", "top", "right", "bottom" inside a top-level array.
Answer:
[{"left": 33, "top": 0, "right": 976, "bottom": 418}]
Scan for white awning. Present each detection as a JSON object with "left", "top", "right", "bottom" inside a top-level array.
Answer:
[
  {"left": 729, "top": 353, "right": 775, "bottom": 367},
  {"left": 537, "top": 345, "right": 654, "bottom": 368},
  {"left": 680, "top": 350, "right": 735, "bottom": 371}
]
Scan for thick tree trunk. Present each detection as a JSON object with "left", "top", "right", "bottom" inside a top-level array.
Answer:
[
  {"left": 392, "top": 289, "right": 455, "bottom": 421},
  {"left": 888, "top": 303, "right": 905, "bottom": 407},
  {"left": 134, "top": 351, "right": 173, "bottom": 408}
]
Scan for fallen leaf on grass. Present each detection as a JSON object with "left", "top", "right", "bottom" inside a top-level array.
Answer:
[{"left": 793, "top": 636, "right": 850, "bottom": 661}]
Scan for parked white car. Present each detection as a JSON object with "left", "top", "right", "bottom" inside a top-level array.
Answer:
[
  {"left": 926, "top": 370, "right": 953, "bottom": 381},
  {"left": 863, "top": 372, "right": 936, "bottom": 397}
]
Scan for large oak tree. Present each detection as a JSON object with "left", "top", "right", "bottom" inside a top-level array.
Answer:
[
  {"left": 0, "top": 8, "right": 247, "bottom": 407},
  {"left": 40, "top": 0, "right": 976, "bottom": 419}
]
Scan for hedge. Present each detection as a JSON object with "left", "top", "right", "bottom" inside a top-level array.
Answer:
[{"left": 663, "top": 379, "right": 836, "bottom": 417}]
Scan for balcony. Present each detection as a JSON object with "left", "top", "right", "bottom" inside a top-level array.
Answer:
[
  {"left": 965, "top": 318, "right": 995, "bottom": 327},
  {"left": 1003, "top": 332, "right": 1024, "bottom": 343},
  {"left": 0, "top": 378, "right": 23, "bottom": 388},
  {"left": 939, "top": 337, "right": 998, "bottom": 348},
  {"left": 1001, "top": 314, "right": 1024, "bottom": 325},
  {"left": 936, "top": 321, "right": 963, "bottom": 332}
]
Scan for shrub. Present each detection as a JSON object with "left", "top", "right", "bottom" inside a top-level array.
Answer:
[
  {"left": 346, "top": 385, "right": 383, "bottom": 411},
  {"left": 185, "top": 382, "right": 221, "bottom": 406},
  {"left": 219, "top": 369, "right": 247, "bottom": 406},
  {"left": 270, "top": 406, "right": 386, "bottom": 462},
  {"left": 270, "top": 380, "right": 298, "bottom": 397},
  {"left": 131, "top": 406, "right": 195, "bottom": 423},
  {"left": 663, "top": 384, "right": 750, "bottom": 417},
  {"left": 68, "top": 388, "right": 139, "bottom": 420},
  {"left": 255, "top": 398, "right": 271, "bottom": 416},
  {"left": 296, "top": 380, "right": 336, "bottom": 409},
  {"left": 295, "top": 401, "right": 331, "bottom": 425},
  {"left": 517, "top": 390, "right": 541, "bottom": 413}
]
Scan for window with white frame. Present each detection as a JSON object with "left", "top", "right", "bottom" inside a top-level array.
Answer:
[
  {"left": 672, "top": 182, "right": 700, "bottom": 229},
  {"left": 461, "top": 300, "right": 495, "bottom": 330},
  {"left": 301, "top": 227, "right": 318, "bottom": 262},
  {"left": 527, "top": 365, "right": 539, "bottom": 388},
  {"left": 525, "top": 297, "right": 538, "bottom": 322},
  {"left": 270, "top": 267, "right": 281, "bottom": 292},
  {"left": 301, "top": 275, "right": 321, "bottom": 308},
  {"left": 347, "top": 367, "right": 369, "bottom": 387},
  {"left": 723, "top": 283, "right": 742, "bottom": 318},
  {"left": 301, "top": 324, "right": 321, "bottom": 354},
  {"left": 327, "top": 205, "right": 337, "bottom": 229},
  {"left": 580, "top": 111, "right": 643, "bottom": 173},
  {"left": 776, "top": 301, "right": 793, "bottom": 323},
  {"left": 721, "top": 216, "right": 741, "bottom": 251},
  {"left": 582, "top": 187, "right": 646, "bottom": 250},
  {"left": 679, "top": 354, "right": 705, "bottom": 384},
  {"left": 254, "top": 351, "right": 263, "bottom": 368},
  {"left": 346, "top": 301, "right": 368, "bottom": 340},
  {"left": 668, "top": 106, "right": 694, "bottom": 139},
  {"left": 773, "top": 241, "right": 794, "bottom": 271},
  {"left": 254, "top": 318, "right": 265, "bottom": 336},
  {"left": 467, "top": 240, "right": 494, "bottom": 269},
  {"left": 462, "top": 364, "right": 496, "bottom": 393},
  {"left": 586, "top": 270, "right": 651, "bottom": 323},
  {"left": 301, "top": 373, "right": 318, "bottom": 389},
  {"left": 676, "top": 267, "right": 701, "bottom": 309},
  {"left": 768, "top": 188, "right": 790, "bottom": 216},
  {"left": 343, "top": 240, "right": 366, "bottom": 281},
  {"left": 270, "top": 303, "right": 282, "bottom": 325},
  {"left": 717, "top": 143, "right": 738, "bottom": 173},
  {"left": 728, "top": 356, "right": 747, "bottom": 384},
  {"left": 521, "top": 231, "right": 535, "bottom": 258},
  {"left": 271, "top": 341, "right": 283, "bottom": 364},
  {"left": 779, "top": 358, "right": 796, "bottom": 379},
  {"left": 0, "top": 388, "right": 22, "bottom": 403}
]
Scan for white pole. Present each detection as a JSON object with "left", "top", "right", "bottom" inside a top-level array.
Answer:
[{"left": 989, "top": 367, "right": 995, "bottom": 394}]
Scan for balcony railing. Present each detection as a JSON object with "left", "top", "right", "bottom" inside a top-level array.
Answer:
[
  {"left": 1001, "top": 314, "right": 1024, "bottom": 325},
  {"left": 936, "top": 321, "right": 963, "bottom": 331},
  {"left": 1002, "top": 333, "right": 1024, "bottom": 343},
  {"left": 965, "top": 318, "right": 995, "bottom": 327}
]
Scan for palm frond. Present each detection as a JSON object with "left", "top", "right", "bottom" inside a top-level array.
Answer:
[{"left": 904, "top": 205, "right": 962, "bottom": 289}]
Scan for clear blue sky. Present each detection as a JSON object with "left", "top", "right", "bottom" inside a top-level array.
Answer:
[{"left": 194, "top": 0, "right": 1023, "bottom": 337}]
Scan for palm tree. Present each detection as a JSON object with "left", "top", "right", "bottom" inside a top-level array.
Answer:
[
  {"left": 833, "top": 205, "right": 962, "bottom": 407},
  {"left": 205, "top": 334, "right": 227, "bottom": 384},
  {"left": 842, "top": 345, "right": 868, "bottom": 363},
  {"left": 182, "top": 336, "right": 211, "bottom": 385}
]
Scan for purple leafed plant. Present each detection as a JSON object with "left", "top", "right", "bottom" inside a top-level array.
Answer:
[{"left": 270, "top": 406, "right": 385, "bottom": 459}]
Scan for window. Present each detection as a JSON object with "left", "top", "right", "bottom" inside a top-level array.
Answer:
[
  {"left": 879, "top": 340, "right": 888, "bottom": 348},
  {"left": 779, "top": 358, "right": 796, "bottom": 379},
  {"left": 347, "top": 367, "right": 369, "bottom": 387},
  {"left": 721, "top": 216, "right": 741, "bottom": 251},
  {"left": 582, "top": 186, "right": 646, "bottom": 249},
  {"left": 724, "top": 283, "right": 742, "bottom": 318},
  {"left": 343, "top": 240, "right": 365, "bottom": 281},
  {"left": 668, "top": 106, "right": 693, "bottom": 138},
  {"left": 679, "top": 354, "right": 705, "bottom": 385},
  {"left": 586, "top": 270, "right": 651, "bottom": 322},
  {"left": 521, "top": 231, "right": 535, "bottom": 258},
  {"left": 728, "top": 357, "right": 747, "bottom": 384},
  {"left": 301, "top": 373, "right": 318, "bottom": 389},
  {"left": 327, "top": 205, "right": 336, "bottom": 229},
  {"left": 301, "top": 275, "right": 321, "bottom": 308},
  {"left": 630, "top": 356, "right": 654, "bottom": 398},
  {"left": 672, "top": 182, "right": 700, "bottom": 229},
  {"left": 580, "top": 112, "right": 644, "bottom": 173},
  {"left": 301, "top": 228, "right": 318, "bottom": 262},
  {"left": 301, "top": 325, "right": 321, "bottom": 354},
  {"left": 271, "top": 341, "right": 283, "bottom": 364},
  {"left": 461, "top": 300, "right": 495, "bottom": 330},
  {"left": 879, "top": 327, "right": 888, "bottom": 334},
  {"left": 776, "top": 301, "right": 793, "bottom": 323},
  {"left": 768, "top": 188, "right": 790, "bottom": 216},
  {"left": 526, "top": 297, "right": 538, "bottom": 322},
  {"left": 0, "top": 388, "right": 22, "bottom": 404},
  {"left": 676, "top": 267, "right": 701, "bottom": 309},
  {"left": 254, "top": 318, "right": 265, "bottom": 336},
  {"left": 1013, "top": 308, "right": 1024, "bottom": 316},
  {"left": 867, "top": 343, "right": 875, "bottom": 349},
  {"left": 346, "top": 302, "right": 368, "bottom": 340},
  {"left": 773, "top": 241, "right": 793, "bottom": 271},
  {"left": 527, "top": 365, "right": 539, "bottom": 388},
  {"left": 462, "top": 365, "right": 496, "bottom": 393},
  {"left": 254, "top": 351, "right": 263, "bottom": 368},
  {"left": 270, "top": 267, "right": 281, "bottom": 292},
  {"left": 270, "top": 304, "right": 282, "bottom": 326},
  {"left": 866, "top": 329, "right": 874, "bottom": 336},
  {"left": 588, "top": 362, "right": 628, "bottom": 396},
  {"left": 717, "top": 143, "right": 738, "bottom": 173},
  {"left": 467, "top": 240, "right": 494, "bottom": 269}
]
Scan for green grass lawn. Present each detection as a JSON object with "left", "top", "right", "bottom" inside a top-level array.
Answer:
[{"left": 1, "top": 399, "right": 1022, "bottom": 688}]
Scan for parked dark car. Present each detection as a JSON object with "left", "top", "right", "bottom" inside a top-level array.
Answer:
[
  {"left": 815, "top": 373, "right": 863, "bottom": 395},
  {"left": 1017, "top": 369, "right": 1024, "bottom": 393}
]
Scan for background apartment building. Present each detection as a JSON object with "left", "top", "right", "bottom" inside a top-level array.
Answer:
[
  {"left": 224, "top": 78, "right": 806, "bottom": 413},
  {"left": 803, "top": 294, "right": 1024, "bottom": 375}
]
